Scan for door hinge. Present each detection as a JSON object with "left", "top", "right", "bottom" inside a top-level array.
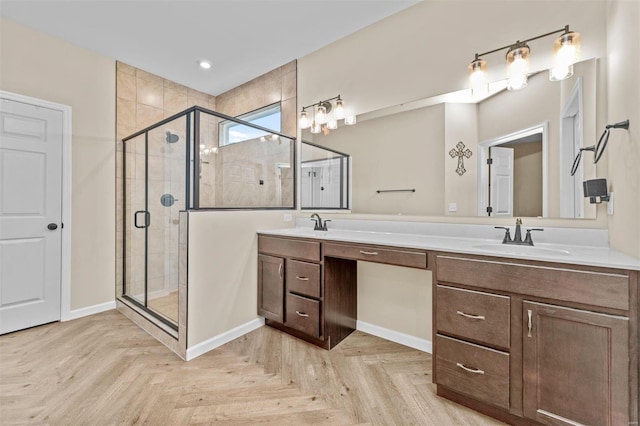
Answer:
[
  {"left": 486, "top": 158, "right": 493, "bottom": 165},
  {"left": 61, "top": 223, "right": 64, "bottom": 229},
  {"left": 486, "top": 206, "right": 493, "bottom": 214}
]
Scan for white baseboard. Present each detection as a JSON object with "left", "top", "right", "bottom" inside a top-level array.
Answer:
[
  {"left": 63, "top": 300, "right": 116, "bottom": 321},
  {"left": 186, "top": 318, "right": 265, "bottom": 361},
  {"left": 356, "top": 320, "right": 432, "bottom": 353}
]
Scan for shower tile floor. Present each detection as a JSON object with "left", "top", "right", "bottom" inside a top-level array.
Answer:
[{"left": 148, "top": 291, "right": 178, "bottom": 324}]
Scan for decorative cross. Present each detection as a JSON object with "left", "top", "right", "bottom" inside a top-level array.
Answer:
[{"left": 449, "top": 141, "right": 473, "bottom": 176}]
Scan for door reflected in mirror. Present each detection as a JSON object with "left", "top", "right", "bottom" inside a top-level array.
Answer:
[{"left": 300, "top": 141, "right": 350, "bottom": 210}]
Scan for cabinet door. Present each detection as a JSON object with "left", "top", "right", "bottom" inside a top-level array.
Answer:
[
  {"left": 523, "top": 301, "right": 628, "bottom": 425},
  {"left": 257, "top": 254, "right": 284, "bottom": 323}
]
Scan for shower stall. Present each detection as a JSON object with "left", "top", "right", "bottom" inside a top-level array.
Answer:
[{"left": 118, "top": 105, "right": 295, "bottom": 342}]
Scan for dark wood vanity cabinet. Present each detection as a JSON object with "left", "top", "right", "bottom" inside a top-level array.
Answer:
[
  {"left": 522, "top": 301, "right": 629, "bottom": 426},
  {"left": 257, "top": 235, "right": 357, "bottom": 349},
  {"left": 257, "top": 254, "right": 284, "bottom": 323},
  {"left": 434, "top": 254, "right": 638, "bottom": 425}
]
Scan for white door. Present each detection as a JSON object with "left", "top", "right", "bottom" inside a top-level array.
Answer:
[
  {"left": 490, "top": 147, "right": 514, "bottom": 217},
  {"left": 0, "top": 98, "right": 63, "bottom": 334}
]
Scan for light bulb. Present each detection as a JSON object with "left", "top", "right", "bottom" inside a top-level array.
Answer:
[
  {"left": 468, "top": 58, "right": 488, "bottom": 96},
  {"left": 345, "top": 115, "right": 357, "bottom": 125},
  {"left": 271, "top": 134, "right": 279, "bottom": 141},
  {"left": 299, "top": 110, "right": 310, "bottom": 129},
  {"left": 334, "top": 99, "right": 345, "bottom": 120},
  {"left": 200, "top": 144, "right": 205, "bottom": 150},
  {"left": 310, "top": 121, "right": 321, "bottom": 134},
  {"left": 506, "top": 44, "right": 530, "bottom": 91},
  {"left": 316, "top": 105, "right": 327, "bottom": 124},
  {"left": 327, "top": 119, "right": 338, "bottom": 130},
  {"left": 198, "top": 60, "right": 212, "bottom": 70}
]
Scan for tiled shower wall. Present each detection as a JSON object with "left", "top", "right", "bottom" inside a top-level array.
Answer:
[
  {"left": 115, "top": 62, "right": 215, "bottom": 307},
  {"left": 201, "top": 61, "right": 297, "bottom": 207}
]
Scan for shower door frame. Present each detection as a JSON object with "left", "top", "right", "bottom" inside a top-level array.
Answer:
[{"left": 121, "top": 112, "right": 192, "bottom": 334}]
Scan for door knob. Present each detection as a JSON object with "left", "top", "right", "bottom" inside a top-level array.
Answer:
[{"left": 47, "top": 223, "right": 58, "bottom": 230}]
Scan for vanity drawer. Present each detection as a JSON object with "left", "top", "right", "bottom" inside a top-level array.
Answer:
[
  {"left": 324, "top": 243, "right": 427, "bottom": 269},
  {"left": 287, "top": 260, "right": 321, "bottom": 299},
  {"left": 258, "top": 236, "right": 321, "bottom": 262},
  {"left": 437, "top": 285, "right": 510, "bottom": 349},
  {"left": 436, "top": 255, "right": 630, "bottom": 311},
  {"left": 436, "top": 335, "right": 510, "bottom": 410},
  {"left": 285, "top": 293, "right": 321, "bottom": 338}
]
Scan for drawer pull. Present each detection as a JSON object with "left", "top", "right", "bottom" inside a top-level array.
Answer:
[
  {"left": 278, "top": 263, "right": 283, "bottom": 279},
  {"left": 456, "top": 363, "right": 485, "bottom": 375},
  {"left": 456, "top": 311, "right": 486, "bottom": 321},
  {"left": 295, "top": 311, "right": 309, "bottom": 317},
  {"left": 359, "top": 250, "right": 378, "bottom": 255},
  {"left": 295, "top": 276, "right": 310, "bottom": 281},
  {"left": 527, "top": 309, "right": 533, "bottom": 338}
]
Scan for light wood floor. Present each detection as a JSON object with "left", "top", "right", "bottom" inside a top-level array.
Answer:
[{"left": 0, "top": 311, "right": 503, "bottom": 425}]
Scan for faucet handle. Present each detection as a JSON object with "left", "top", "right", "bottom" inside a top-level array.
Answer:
[
  {"left": 516, "top": 217, "right": 523, "bottom": 225},
  {"left": 495, "top": 226, "right": 512, "bottom": 243},
  {"left": 524, "top": 228, "right": 544, "bottom": 245},
  {"left": 322, "top": 220, "right": 331, "bottom": 231}
]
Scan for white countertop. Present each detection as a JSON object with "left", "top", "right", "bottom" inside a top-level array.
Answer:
[{"left": 258, "top": 222, "right": 640, "bottom": 271}]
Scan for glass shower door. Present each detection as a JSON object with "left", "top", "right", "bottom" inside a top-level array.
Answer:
[{"left": 124, "top": 133, "right": 148, "bottom": 307}]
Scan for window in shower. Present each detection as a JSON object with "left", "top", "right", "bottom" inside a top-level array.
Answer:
[{"left": 218, "top": 103, "right": 281, "bottom": 146}]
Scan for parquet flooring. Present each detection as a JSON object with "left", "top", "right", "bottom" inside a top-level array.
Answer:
[{"left": 0, "top": 310, "right": 502, "bottom": 425}]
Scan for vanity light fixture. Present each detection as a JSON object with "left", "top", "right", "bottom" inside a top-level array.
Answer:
[
  {"left": 299, "top": 95, "right": 355, "bottom": 134},
  {"left": 468, "top": 25, "right": 580, "bottom": 92}
]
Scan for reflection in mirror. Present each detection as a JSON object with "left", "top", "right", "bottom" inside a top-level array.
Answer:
[
  {"left": 300, "top": 141, "right": 350, "bottom": 209},
  {"left": 477, "top": 124, "right": 546, "bottom": 218},
  {"left": 302, "top": 59, "right": 598, "bottom": 219}
]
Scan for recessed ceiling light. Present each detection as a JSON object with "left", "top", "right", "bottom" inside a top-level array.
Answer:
[{"left": 198, "top": 60, "right": 212, "bottom": 70}]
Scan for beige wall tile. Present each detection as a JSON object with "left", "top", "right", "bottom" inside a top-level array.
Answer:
[
  {"left": 117, "top": 97, "right": 136, "bottom": 128},
  {"left": 264, "top": 67, "right": 282, "bottom": 105},
  {"left": 281, "top": 97, "right": 297, "bottom": 137},
  {"left": 116, "top": 61, "right": 136, "bottom": 76},
  {"left": 137, "top": 77, "right": 163, "bottom": 109},
  {"left": 163, "top": 79, "right": 188, "bottom": 94},
  {"left": 116, "top": 71, "right": 136, "bottom": 101},
  {"left": 282, "top": 66, "right": 297, "bottom": 101},
  {"left": 136, "top": 103, "right": 163, "bottom": 130},
  {"left": 136, "top": 68, "right": 164, "bottom": 85},
  {"left": 164, "top": 87, "right": 188, "bottom": 113},
  {"left": 281, "top": 60, "right": 296, "bottom": 76}
]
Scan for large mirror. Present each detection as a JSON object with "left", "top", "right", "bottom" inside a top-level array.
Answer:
[{"left": 302, "top": 59, "right": 599, "bottom": 219}]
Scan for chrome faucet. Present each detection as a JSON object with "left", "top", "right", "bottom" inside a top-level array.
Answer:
[
  {"left": 495, "top": 218, "right": 543, "bottom": 246},
  {"left": 310, "top": 213, "right": 330, "bottom": 231}
]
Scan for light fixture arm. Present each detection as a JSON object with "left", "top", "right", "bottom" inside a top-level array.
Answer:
[
  {"left": 473, "top": 25, "right": 571, "bottom": 59},
  {"left": 300, "top": 95, "right": 342, "bottom": 112}
]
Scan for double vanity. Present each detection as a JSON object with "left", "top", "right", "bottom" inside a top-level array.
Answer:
[{"left": 257, "top": 218, "right": 639, "bottom": 425}]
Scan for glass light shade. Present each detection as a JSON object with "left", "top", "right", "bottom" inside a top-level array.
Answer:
[
  {"left": 554, "top": 31, "right": 580, "bottom": 67},
  {"left": 550, "top": 30, "right": 580, "bottom": 81},
  {"left": 549, "top": 63, "right": 574, "bottom": 81},
  {"left": 334, "top": 99, "right": 345, "bottom": 120},
  {"left": 271, "top": 134, "right": 279, "bottom": 141},
  {"left": 468, "top": 58, "right": 488, "bottom": 96},
  {"left": 327, "top": 119, "right": 338, "bottom": 130},
  {"left": 506, "top": 44, "right": 530, "bottom": 91},
  {"left": 315, "top": 105, "right": 327, "bottom": 124},
  {"left": 344, "top": 115, "right": 357, "bottom": 125},
  {"left": 299, "top": 110, "right": 311, "bottom": 129},
  {"left": 310, "top": 121, "right": 321, "bottom": 134}
]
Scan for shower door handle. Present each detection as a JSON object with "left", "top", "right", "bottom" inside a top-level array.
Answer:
[{"left": 134, "top": 210, "right": 150, "bottom": 228}]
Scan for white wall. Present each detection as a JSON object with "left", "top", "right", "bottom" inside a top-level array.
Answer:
[
  {"left": 0, "top": 18, "right": 116, "bottom": 310},
  {"left": 187, "top": 211, "right": 290, "bottom": 347},
  {"left": 606, "top": 0, "right": 640, "bottom": 259}
]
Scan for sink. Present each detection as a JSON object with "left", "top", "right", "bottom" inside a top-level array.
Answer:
[{"left": 471, "top": 243, "right": 571, "bottom": 256}]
